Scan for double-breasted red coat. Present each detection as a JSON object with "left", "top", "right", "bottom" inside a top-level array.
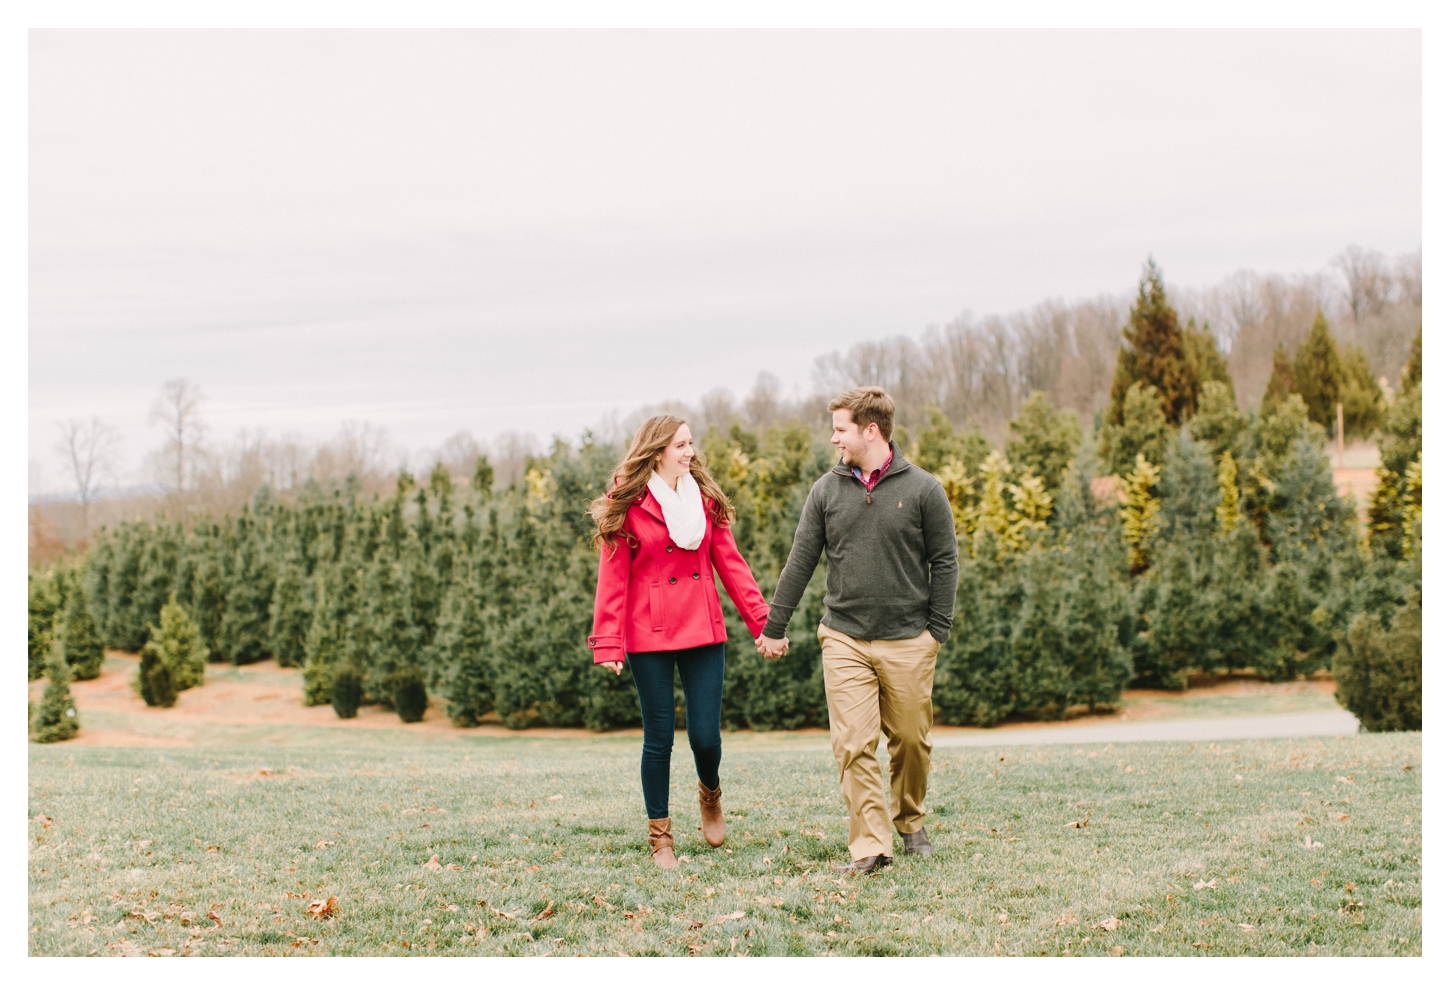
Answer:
[{"left": 588, "top": 491, "right": 770, "bottom": 665}]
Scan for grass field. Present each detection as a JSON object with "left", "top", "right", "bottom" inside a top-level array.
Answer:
[{"left": 30, "top": 724, "right": 1420, "bottom": 956}]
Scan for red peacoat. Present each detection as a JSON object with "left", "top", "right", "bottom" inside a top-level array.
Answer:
[{"left": 588, "top": 490, "right": 770, "bottom": 664}]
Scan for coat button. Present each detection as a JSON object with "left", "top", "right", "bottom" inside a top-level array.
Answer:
[
  {"left": 692, "top": 572, "right": 700, "bottom": 580},
  {"left": 666, "top": 545, "right": 673, "bottom": 553},
  {"left": 669, "top": 577, "right": 677, "bottom": 585}
]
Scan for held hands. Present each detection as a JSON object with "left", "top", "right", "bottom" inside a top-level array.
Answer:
[
  {"left": 755, "top": 634, "right": 789, "bottom": 660},
  {"left": 601, "top": 661, "right": 623, "bottom": 675}
]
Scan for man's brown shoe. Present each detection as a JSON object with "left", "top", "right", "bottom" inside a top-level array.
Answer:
[
  {"left": 648, "top": 817, "right": 677, "bottom": 869},
  {"left": 901, "top": 828, "right": 933, "bottom": 857},
  {"left": 698, "top": 782, "right": 726, "bottom": 847},
  {"left": 833, "top": 855, "right": 892, "bottom": 875}
]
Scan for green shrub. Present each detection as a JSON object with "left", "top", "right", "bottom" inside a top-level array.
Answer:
[
  {"left": 138, "top": 597, "right": 208, "bottom": 693},
  {"left": 61, "top": 584, "right": 106, "bottom": 680},
  {"left": 331, "top": 667, "right": 363, "bottom": 719},
  {"left": 388, "top": 666, "right": 429, "bottom": 723},
  {"left": 137, "top": 641, "right": 178, "bottom": 708},
  {"left": 32, "top": 644, "right": 79, "bottom": 743},
  {"left": 1334, "top": 592, "right": 1421, "bottom": 732},
  {"left": 28, "top": 569, "right": 64, "bottom": 681}
]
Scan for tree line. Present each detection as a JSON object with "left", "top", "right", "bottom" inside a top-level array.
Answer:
[{"left": 29, "top": 260, "right": 1421, "bottom": 736}]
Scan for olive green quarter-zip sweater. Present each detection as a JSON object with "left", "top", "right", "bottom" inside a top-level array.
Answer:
[{"left": 762, "top": 442, "right": 959, "bottom": 644}]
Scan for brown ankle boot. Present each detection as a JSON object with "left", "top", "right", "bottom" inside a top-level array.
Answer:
[
  {"left": 647, "top": 817, "right": 677, "bottom": 869},
  {"left": 698, "top": 781, "right": 726, "bottom": 847}
]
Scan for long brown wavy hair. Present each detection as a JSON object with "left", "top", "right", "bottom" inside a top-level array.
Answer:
[{"left": 589, "top": 415, "right": 734, "bottom": 551}]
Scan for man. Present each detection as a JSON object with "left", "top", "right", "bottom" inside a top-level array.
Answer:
[{"left": 755, "top": 386, "right": 958, "bottom": 874}]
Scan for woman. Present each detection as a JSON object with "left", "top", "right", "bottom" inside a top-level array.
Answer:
[{"left": 588, "top": 415, "right": 781, "bottom": 869}]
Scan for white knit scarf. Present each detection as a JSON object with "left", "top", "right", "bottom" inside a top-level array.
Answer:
[{"left": 647, "top": 470, "right": 707, "bottom": 550}]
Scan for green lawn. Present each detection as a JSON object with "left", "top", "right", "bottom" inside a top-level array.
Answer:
[{"left": 29, "top": 727, "right": 1420, "bottom": 956}]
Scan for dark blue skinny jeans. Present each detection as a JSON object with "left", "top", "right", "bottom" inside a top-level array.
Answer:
[{"left": 628, "top": 643, "right": 725, "bottom": 820}]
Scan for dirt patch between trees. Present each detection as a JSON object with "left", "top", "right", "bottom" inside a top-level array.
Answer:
[{"left": 29, "top": 651, "right": 1337, "bottom": 748}]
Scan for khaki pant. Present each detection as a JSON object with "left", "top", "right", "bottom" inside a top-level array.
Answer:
[{"left": 818, "top": 623, "right": 940, "bottom": 860}]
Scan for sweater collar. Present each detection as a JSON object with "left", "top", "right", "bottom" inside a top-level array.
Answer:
[{"left": 832, "top": 440, "right": 907, "bottom": 479}]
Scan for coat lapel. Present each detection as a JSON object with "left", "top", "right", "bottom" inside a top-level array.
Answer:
[{"left": 635, "top": 490, "right": 666, "bottom": 526}]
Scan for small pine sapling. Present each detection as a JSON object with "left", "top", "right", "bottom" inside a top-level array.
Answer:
[
  {"left": 331, "top": 667, "right": 363, "bottom": 719},
  {"left": 33, "top": 642, "right": 80, "bottom": 743},
  {"left": 61, "top": 587, "right": 106, "bottom": 680},
  {"left": 388, "top": 666, "right": 429, "bottom": 723}
]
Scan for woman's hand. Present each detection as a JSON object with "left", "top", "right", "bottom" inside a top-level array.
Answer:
[
  {"left": 601, "top": 661, "right": 624, "bottom": 675},
  {"left": 755, "top": 635, "right": 789, "bottom": 659}
]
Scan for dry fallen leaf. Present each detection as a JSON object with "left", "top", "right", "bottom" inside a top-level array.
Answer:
[
  {"left": 1337, "top": 814, "right": 1350, "bottom": 822},
  {"left": 715, "top": 911, "right": 746, "bottom": 924},
  {"left": 422, "top": 855, "right": 443, "bottom": 872},
  {"left": 446, "top": 864, "right": 463, "bottom": 871},
  {"left": 1098, "top": 916, "right": 1120, "bottom": 931},
  {"left": 306, "top": 896, "right": 338, "bottom": 919},
  {"left": 592, "top": 895, "right": 616, "bottom": 911},
  {"left": 1336, "top": 776, "right": 1355, "bottom": 784},
  {"left": 1193, "top": 879, "right": 1218, "bottom": 890},
  {"left": 548, "top": 794, "right": 564, "bottom": 801},
  {"left": 206, "top": 911, "right": 223, "bottom": 926},
  {"left": 688, "top": 919, "right": 704, "bottom": 930},
  {"left": 1056, "top": 912, "right": 1079, "bottom": 927},
  {"left": 1064, "top": 820, "right": 1087, "bottom": 829},
  {"left": 532, "top": 902, "right": 555, "bottom": 922},
  {"left": 754, "top": 896, "right": 784, "bottom": 907},
  {"left": 148, "top": 948, "right": 175, "bottom": 957},
  {"left": 1239, "top": 923, "right": 1254, "bottom": 932},
  {"left": 491, "top": 907, "right": 518, "bottom": 920}
]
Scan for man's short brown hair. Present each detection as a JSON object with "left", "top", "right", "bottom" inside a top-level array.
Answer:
[{"left": 829, "top": 386, "right": 895, "bottom": 442}]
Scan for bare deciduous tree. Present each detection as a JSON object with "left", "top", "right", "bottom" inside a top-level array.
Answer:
[
  {"left": 54, "top": 417, "right": 118, "bottom": 539},
  {"left": 1333, "top": 246, "right": 1393, "bottom": 323},
  {"left": 147, "top": 378, "right": 206, "bottom": 496}
]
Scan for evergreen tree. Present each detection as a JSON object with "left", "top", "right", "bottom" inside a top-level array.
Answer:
[
  {"left": 218, "top": 508, "right": 274, "bottom": 665},
  {"left": 189, "top": 522, "right": 229, "bottom": 662},
  {"left": 1215, "top": 451, "right": 1240, "bottom": 535},
  {"left": 1182, "top": 319, "right": 1233, "bottom": 394},
  {"left": 1188, "top": 380, "right": 1248, "bottom": 461},
  {"left": 140, "top": 596, "right": 208, "bottom": 692},
  {"left": 136, "top": 634, "right": 178, "bottom": 708},
  {"left": 1099, "top": 382, "right": 1170, "bottom": 476},
  {"left": 912, "top": 404, "right": 991, "bottom": 476},
  {"left": 60, "top": 580, "right": 106, "bottom": 680},
  {"left": 302, "top": 574, "right": 342, "bottom": 706},
  {"left": 1107, "top": 259, "right": 1197, "bottom": 425},
  {"left": 332, "top": 667, "right": 363, "bottom": 719},
  {"left": 362, "top": 553, "right": 418, "bottom": 705},
  {"left": 387, "top": 666, "right": 429, "bottom": 723},
  {"left": 437, "top": 579, "right": 493, "bottom": 726},
  {"left": 1379, "top": 379, "right": 1421, "bottom": 478},
  {"left": 1004, "top": 392, "right": 1082, "bottom": 496},
  {"left": 1260, "top": 343, "right": 1296, "bottom": 414},
  {"left": 32, "top": 642, "right": 79, "bottom": 743},
  {"left": 1120, "top": 454, "right": 1162, "bottom": 574},
  {"left": 1338, "top": 344, "right": 1385, "bottom": 438},
  {"left": 268, "top": 550, "right": 311, "bottom": 668},
  {"left": 1291, "top": 311, "right": 1343, "bottom": 430},
  {"left": 471, "top": 454, "right": 495, "bottom": 500},
  {"left": 28, "top": 569, "right": 63, "bottom": 681},
  {"left": 1334, "top": 592, "right": 1421, "bottom": 732},
  {"left": 1399, "top": 326, "right": 1421, "bottom": 393}
]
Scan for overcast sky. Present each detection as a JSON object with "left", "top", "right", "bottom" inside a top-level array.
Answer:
[{"left": 28, "top": 29, "right": 1421, "bottom": 494}]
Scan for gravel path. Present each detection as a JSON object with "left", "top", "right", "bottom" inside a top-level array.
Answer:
[{"left": 932, "top": 710, "right": 1362, "bottom": 748}]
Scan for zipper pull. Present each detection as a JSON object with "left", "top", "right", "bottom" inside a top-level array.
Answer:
[{"left": 866, "top": 491, "right": 872, "bottom": 504}]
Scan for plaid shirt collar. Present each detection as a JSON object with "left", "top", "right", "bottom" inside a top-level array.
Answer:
[{"left": 851, "top": 448, "right": 893, "bottom": 492}]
